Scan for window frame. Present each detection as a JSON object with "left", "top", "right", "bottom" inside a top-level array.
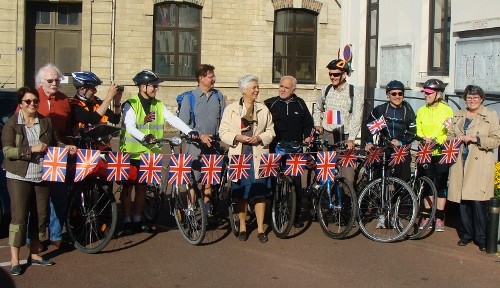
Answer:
[
  {"left": 427, "top": 0, "right": 451, "bottom": 76},
  {"left": 272, "top": 9, "right": 318, "bottom": 84},
  {"left": 153, "top": 2, "right": 202, "bottom": 81}
]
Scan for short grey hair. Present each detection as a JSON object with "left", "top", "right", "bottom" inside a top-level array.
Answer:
[
  {"left": 35, "top": 63, "right": 63, "bottom": 87},
  {"left": 238, "top": 74, "right": 259, "bottom": 93},
  {"left": 280, "top": 75, "right": 297, "bottom": 88}
]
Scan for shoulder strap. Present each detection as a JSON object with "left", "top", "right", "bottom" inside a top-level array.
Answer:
[
  {"left": 322, "top": 84, "right": 333, "bottom": 112},
  {"left": 349, "top": 84, "right": 354, "bottom": 114},
  {"left": 187, "top": 91, "right": 196, "bottom": 128}
]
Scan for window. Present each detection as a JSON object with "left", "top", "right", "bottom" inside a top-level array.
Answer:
[
  {"left": 273, "top": 9, "right": 317, "bottom": 84},
  {"left": 428, "top": 0, "right": 451, "bottom": 76},
  {"left": 153, "top": 3, "right": 201, "bottom": 80}
]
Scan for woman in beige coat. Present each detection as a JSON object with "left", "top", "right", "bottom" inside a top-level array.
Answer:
[
  {"left": 219, "top": 75, "right": 275, "bottom": 243},
  {"left": 448, "top": 85, "right": 500, "bottom": 251}
]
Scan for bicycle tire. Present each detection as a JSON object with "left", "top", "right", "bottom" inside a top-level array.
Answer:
[
  {"left": 228, "top": 199, "right": 240, "bottom": 237},
  {"left": 408, "top": 176, "right": 437, "bottom": 239},
  {"left": 67, "top": 182, "right": 118, "bottom": 253},
  {"left": 357, "top": 177, "right": 417, "bottom": 243},
  {"left": 172, "top": 185, "right": 207, "bottom": 245},
  {"left": 317, "top": 177, "right": 357, "bottom": 239},
  {"left": 142, "top": 184, "right": 162, "bottom": 224},
  {"left": 271, "top": 175, "right": 296, "bottom": 238}
]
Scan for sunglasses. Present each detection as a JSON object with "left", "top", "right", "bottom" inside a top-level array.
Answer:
[
  {"left": 328, "top": 72, "right": 343, "bottom": 78},
  {"left": 423, "top": 91, "right": 435, "bottom": 95},
  {"left": 44, "top": 78, "right": 61, "bottom": 84},
  {"left": 389, "top": 92, "right": 404, "bottom": 97},
  {"left": 22, "top": 99, "right": 40, "bottom": 105}
]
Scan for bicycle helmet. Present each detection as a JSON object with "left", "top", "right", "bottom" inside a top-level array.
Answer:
[
  {"left": 326, "top": 59, "right": 350, "bottom": 73},
  {"left": 385, "top": 80, "right": 405, "bottom": 94},
  {"left": 132, "top": 70, "right": 161, "bottom": 86},
  {"left": 422, "top": 78, "right": 446, "bottom": 92},
  {"left": 72, "top": 71, "right": 102, "bottom": 88}
]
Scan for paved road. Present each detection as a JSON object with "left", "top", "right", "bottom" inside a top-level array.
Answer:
[{"left": 1, "top": 205, "right": 500, "bottom": 288}]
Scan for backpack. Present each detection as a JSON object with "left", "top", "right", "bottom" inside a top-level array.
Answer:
[
  {"left": 176, "top": 89, "right": 222, "bottom": 128},
  {"left": 321, "top": 84, "right": 354, "bottom": 114}
]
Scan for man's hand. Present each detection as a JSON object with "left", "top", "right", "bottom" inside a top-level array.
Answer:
[
  {"left": 200, "top": 134, "right": 213, "bottom": 147},
  {"left": 390, "top": 139, "right": 400, "bottom": 147},
  {"left": 143, "top": 112, "right": 156, "bottom": 124},
  {"left": 142, "top": 134, "right": 157, "bottom": 144},
  {"left": 314, "top": 126, "right": 324, "bottom": 134},
  {"left": 365, "top": 143, "right": 374, "bottom": 152},
  {"left": 345, "top": 140, "right": 355, "bottom": 150}
]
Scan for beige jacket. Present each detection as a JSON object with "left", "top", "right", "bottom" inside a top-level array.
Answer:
[
  {"left": 447, "top": 105, "right": 500, "bottom": 202},
  {"left": 219, "top": 100, "right": 275, "bottom": 179}
]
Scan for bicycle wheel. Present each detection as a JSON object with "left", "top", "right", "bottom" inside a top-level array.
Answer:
[
  {"left": 228, "top": 199, "right": 240, "bottom": 237},
  {"left": 408, "top": 176, "right": 437, "bottom": 239},
  {"left": 172, "top": 185, "right": 207, "bottom": 245},
  {"left": 67, "top": 181, "right": 118, "bottom": 253},
  {"left": 142, "top": 184, "right": 162, "bottom": 224},
  {"left": 271, "top": 176, "right": 296, "bottom": 238},
  {"left": 357, "top": 177, "right": 417, "bottom": 243},
  {"left": 317, "top": 177, "right": 357, "bottom": 239}
]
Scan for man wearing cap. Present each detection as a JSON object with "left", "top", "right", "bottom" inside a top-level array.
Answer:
[
  {"left": 119, "top": 70, "right": 198, "bottom": 235},
  {"left": 313, "top": 59, "right": 364, "bottom": 185}
]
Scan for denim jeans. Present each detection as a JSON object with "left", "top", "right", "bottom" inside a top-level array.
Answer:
[{"left": 48, "top": 182, "right": 68, "bottom": 241}]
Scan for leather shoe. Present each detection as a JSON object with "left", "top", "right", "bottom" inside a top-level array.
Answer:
[
  {"left": 258, "top": 233, "right": 268, "bottom": 243},
  {"left": 238, "top": 231, "right": 248, "bottom": 241},
  {"left": 479, "top": 243, "right": 486, "bottom": 251},
  {"left": 457, "top": 239, "right": 472, "bottom": 246},
  {"left": 28, "top": 256, "right": 55, "bottom": 266},
  {"left": 10, "top": 265, "right": 22, "bottom": 276},
  {"left": 51, "top": 240, "right": 72, "bottom": 250}
]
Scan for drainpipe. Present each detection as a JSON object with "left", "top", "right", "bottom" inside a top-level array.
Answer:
[{"left": 110, "top": 0, "right": 116, "bottom": 83}]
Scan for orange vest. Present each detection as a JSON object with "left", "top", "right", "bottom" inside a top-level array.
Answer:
[{"left": 71, "top": 97, "right": 109, "bottom": 130}]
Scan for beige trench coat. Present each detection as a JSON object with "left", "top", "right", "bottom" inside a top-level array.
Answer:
[
  {"left": 218, "top": 100, "right": 275, "bottom": 179},
  {"left": 447, "top": 105, "right": 500, "bottom": 203}
]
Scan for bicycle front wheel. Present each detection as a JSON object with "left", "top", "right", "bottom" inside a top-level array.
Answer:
[
  {"left": 271, "top": 176, "right": 296, "bottom": 238},
  {"left": 172, "top": 186, "right": 207, "bottom": 245},
  {"left": 142, "top": 184, "right": 162, "bottom": 224},
  {"left": 408, "top": 176, "right": 437, "bottom": 239},
  {"left": 317, "top": 177, "right": 357, "bottom": 239},
  {"left": 67, "top": 182, "right": 118, "bottom": 253},
  {"left": 357, "top": 177, "right": 417, "bottom": 243}
]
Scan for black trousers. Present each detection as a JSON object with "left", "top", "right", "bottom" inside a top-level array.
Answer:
[{"left": 459, "top": 200, "right": 487, "bottom": 245}]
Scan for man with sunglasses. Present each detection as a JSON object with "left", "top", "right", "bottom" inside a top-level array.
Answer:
[
  {"left": 365, "top": 80, "right": 416, "bottom": 182},
  {"left": 119, "top": 70, "right": 198, "bottom": 235},
  {"left": 313, "top": 59, "right": 364, "bottom": 185}
]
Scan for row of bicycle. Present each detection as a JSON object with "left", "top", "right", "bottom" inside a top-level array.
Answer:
[{"left": 65, "top": 134, "right": 437, "bottom": 254}]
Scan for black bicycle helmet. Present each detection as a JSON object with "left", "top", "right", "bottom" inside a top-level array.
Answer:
[
  {"left": 132, "top": 70, "right": 161, "bottom": 86},
  {"left": 326, "top": 59, "right": 350, "bottom": 73},
  {"left": 72, "top": 71, "right": 102, "bottom": 88},
  {"left": 423, "top": 78, "right": 446, "bottom": 92},
  {"left": 386, "top": 80, "right": 405, "bottom": 94}
]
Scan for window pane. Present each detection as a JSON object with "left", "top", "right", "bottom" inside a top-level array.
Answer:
[
  {"left": 434, "top": 0, "right": 444, "bottom": 29},
  {"left": 178, "top": 55, "right": 198, "bottom": 76},
  {"left": 275, "top": 11, "right": 293, "bottom": 32},
  {"left": 155, "top": 55, "right": 174, "bottom": 76},
  {"left": 432, "top": 33, "right": 442, "bottom": 67},
  {"left": 296, "top": 12, "right": 315, "bottom": 32},
  {"left": 58, "top": 6, "right": 68, "bottom": 25},
  {"left": 274, "top": 35, "right": 293, "bottom": 56},
  {"left": 37, "top": 10, "right": 50, "bottom": 24},
  {"left": 370, "top": 39, "right": 377, "bottom": 67},
  {"left": 179, "top": 6, "right": 200, "bottom": 28},
  {"left": 296, "top": 59, "right": 314, "bottom": 80},
  {"left": 296, "top": 36, "right": 314, "bottom": 56},
  {"left": 273, "top": 57, "right": 285, "bottom": 78},
  {"left": 179, "top": 31, "right": 198, "bottom": 53},
  {"left": 155, "top": 31, "right": 174, "bottom": 53},
  {"left": 156, "top": 5, "right": 176, "bottom": 27},
  {"left": 370, "top": 9, "right": 377, "bottom": 36}
]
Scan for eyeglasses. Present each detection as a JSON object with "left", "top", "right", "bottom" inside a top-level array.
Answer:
[
  {"left": 22, "top": 99, "right": 40, "bottom": 105},
  {"left": 466, "top": 96, "right": 481, "bottom": 101},
  {"left": 329, "top": 72, "right": 343, "bottom": 78},
  {"left": 424, "top": 91, "right": 435, "bottom": 95},
  {"left": 44, "top": 78, "right": 61, "bottom": 84},
  {"left": 389, "top": 92, "right": 404, "bottom": 97}
]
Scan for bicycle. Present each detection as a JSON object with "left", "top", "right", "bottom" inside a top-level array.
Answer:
[
  {"left": 66, "top": 124, "right": 121, "bottom": 253},
  {"left": 357, "top": 136, "right": 418, "bottom": 243}
]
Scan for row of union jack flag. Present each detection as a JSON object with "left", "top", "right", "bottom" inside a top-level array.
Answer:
[{"left": 41, "top": 140, "right": 462, "bottom": 185}]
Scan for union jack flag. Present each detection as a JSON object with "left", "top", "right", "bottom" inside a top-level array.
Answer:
[
  {"left": 228, "top": 154, "right": 252, "bottom": 181},
  {"left": 42, "top": 147, "right": 69, "bottom": 182},
  {"left": 74, "top": 149, "right": 101, "bottom": 182},
  {"left": 443, "top": 117, "right": 453, "bottom": 130},
  {"left": 367, "top": 116, "right": 387, "bottom": 135},
  {"left": 439, "top": 138, "right": 461, "bottom": 164},
  {"left": 167, "top": 154, "right": 191, "bottom": 185},
  {"left": 200, "top": 154, "right": 224, "bottom": 185},
  {"left": 366, "top": 147, "right": 385, "bottom": 165},
  {"left": 258, "top": 153, "right": 282, "bottom": 178},
  {"left": 389, "top": 145, "right": 411, "bottom": 166},
  {"left": 284, "top": 154, "right": 307, "bottom": 176},
  {"left": 106, "top": 152, "right": 130, "bottom": 182},
  {"left": 337, "top": 149, "right": 358, "bottom": 168},
  {"left": 415, "top": 142, "right": 435, "bottom": 164},
  {"left": 315, "top": 151, "right": 337, "bottom": 182},
  {"left": 139, "top": 153, "right": 164, "bottom": 185}
]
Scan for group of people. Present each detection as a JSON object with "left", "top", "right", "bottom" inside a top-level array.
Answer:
[{"left": 2, "top": 59, "right": 499, "bottom": 277}]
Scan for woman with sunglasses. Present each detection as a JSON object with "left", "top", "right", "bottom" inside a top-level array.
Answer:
[
  {"left": 447, "top": 85, "right": 500, "bottom": 251},
  {"left": 219, "top": 75, "right": 275, "bottom": 243},
  {"left": 415, "top": 79, "right": 454, "bottom": 232},
  {"left": 365, "top": 80, "right": 416, "bottom": 181},
  {"left": 2, "top": 87, "right": 76, "bottom": 275}
]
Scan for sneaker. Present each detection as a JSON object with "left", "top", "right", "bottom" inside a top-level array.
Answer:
[
  {"left": 419, "top": 218, "right": 432, "bottom": 230},
  {"left": 435, "top": 219, "right": 445, "bottom": 232},
  {"left": 376, "top": 215, "right": 386, "bottom": 229}
]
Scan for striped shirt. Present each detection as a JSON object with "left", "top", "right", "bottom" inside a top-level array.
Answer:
[{"left": 6, "top": 113, "right": 43, "bottom": 182}]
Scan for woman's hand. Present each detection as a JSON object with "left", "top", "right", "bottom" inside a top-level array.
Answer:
[
  {"left": 459, "top": 135, "right": 478, "bottom": 144},
  {"left": 235, "top": 135, "right": 252, "bottom": 143},
  {"left": 66, "top": 145, "right": 77, "bottom": 155},
  {"left": 31, "top": 142, "right": 48, "bottom": 153},
  {"left": 248, "top": 135, "right": 262, "bottom": 145}
]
